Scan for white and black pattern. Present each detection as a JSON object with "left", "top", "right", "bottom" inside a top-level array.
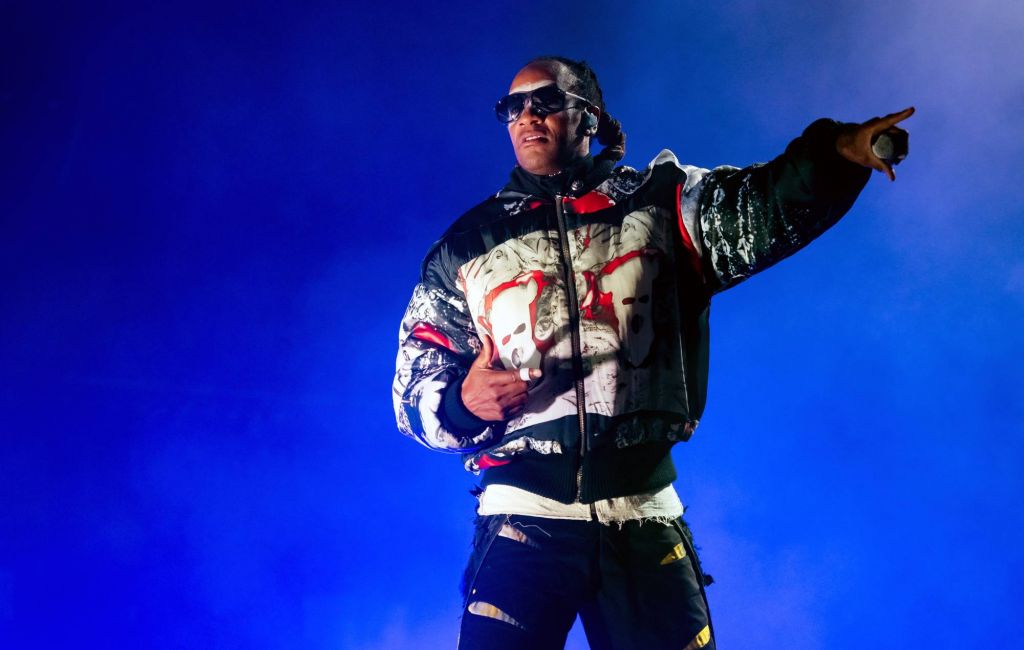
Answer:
[
  {"left": 393, "top": 282, "right": 496, "bottom": 452},
  {"left": 597, "top": 165, "right": 646, "bottom": 202}
]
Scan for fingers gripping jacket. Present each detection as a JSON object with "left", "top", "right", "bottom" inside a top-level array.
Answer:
[{"left": 393, "top": 282, "right": 496, "bottom": 452}]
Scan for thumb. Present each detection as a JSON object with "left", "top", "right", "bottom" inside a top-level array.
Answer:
[{"left": 473, "top": 334, "right": 495, "bottom": 368}]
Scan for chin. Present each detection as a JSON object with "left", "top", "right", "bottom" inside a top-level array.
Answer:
[
  {"left": 519, "top": 157, "right": 559, "bottom": 175},
  {"left": 517, "top": 148, "right": 558, "bottom": 172}
]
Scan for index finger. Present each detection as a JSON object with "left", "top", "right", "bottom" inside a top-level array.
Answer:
[
  {"left": 488, "top": 369, "right": 526, "bottom": 386},
  {"left": 877, "top": 106, "right": 915, "bottom": 129}
]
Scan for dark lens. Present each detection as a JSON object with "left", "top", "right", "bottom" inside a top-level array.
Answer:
[
  {"left": 530, "top": 86, "right": 566, "bottom": 115},
  {"left": 495, "top": 93, "right": 525, "bottom": 123}
]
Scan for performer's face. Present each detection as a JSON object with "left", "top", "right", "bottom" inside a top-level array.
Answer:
[{"left": 506, "top": 62, "right": 592, "bottom": 176}]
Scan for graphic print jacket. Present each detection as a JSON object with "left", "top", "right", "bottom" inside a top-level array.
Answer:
[{"left": 394, "top": 118, "right": 872, "bottom": 503}]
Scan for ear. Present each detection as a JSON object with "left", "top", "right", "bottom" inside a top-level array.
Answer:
[{"left": 580, "top": 106, "right": 601, "bottom": 135}]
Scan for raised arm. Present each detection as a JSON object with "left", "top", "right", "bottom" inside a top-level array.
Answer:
[{"left": 685, "top": 109, "right": 912, "bottom": 293}]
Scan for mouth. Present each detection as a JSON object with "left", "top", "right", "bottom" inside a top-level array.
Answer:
[{"left": 519, "top": 132, "right": 550, "bottom": 147}]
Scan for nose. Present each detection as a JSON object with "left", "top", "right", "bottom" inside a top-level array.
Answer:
[{"left": 516, "top": 96, "right": 544, "bottom": 125}]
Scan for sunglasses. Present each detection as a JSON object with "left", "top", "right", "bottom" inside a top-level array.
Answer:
[{"left": 495, "top": 85, "right": 592, "bottom": 124}]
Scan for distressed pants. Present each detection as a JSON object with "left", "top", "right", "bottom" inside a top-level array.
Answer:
[{"left": 458, "top": 513, "right": 715, "bottom": 650}]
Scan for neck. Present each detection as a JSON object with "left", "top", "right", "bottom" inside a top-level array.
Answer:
[{"left": 507, "top": 154, "right": 597, "bottom": 199}]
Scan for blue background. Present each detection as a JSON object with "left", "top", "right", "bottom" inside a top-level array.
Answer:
[{"left": 3, "top": 1, "right": 1022, "bottom": 648}]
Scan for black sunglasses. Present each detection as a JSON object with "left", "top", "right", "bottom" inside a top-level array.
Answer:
[{"left": 495, "top": 85, "right": 592, "bottom": 124}]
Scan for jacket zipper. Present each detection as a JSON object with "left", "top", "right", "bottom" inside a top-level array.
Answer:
[{"left": 553, "top": 195, "right": 588, "bottom": 502}]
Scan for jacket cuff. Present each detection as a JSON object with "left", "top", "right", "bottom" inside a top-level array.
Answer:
[
  {"left": 793, "top": 118, "right": 872, "bottom": 201},
  {"left": 440, "top": 374, "right": 489, "bottom": 437}
]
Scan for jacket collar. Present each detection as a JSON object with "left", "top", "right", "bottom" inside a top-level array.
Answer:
[{"left": 500, "top": 154, "right": 614, "bottom": 200}]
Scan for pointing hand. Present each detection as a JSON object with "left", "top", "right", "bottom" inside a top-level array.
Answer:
[{"left": 835, "top": 106, "right": 915, "bottom": 182}]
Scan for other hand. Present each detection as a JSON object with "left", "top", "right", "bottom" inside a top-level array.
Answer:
[
  {"left": 835, "top": 106, "right": 915, "bottom": 182},
  {"left": 461, "top": 335, "right": 541, "bottom": 422}
]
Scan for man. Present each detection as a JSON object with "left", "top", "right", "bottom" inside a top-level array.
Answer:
[{"left": 393, "top": 56, "right": 912, "bottom": 649}]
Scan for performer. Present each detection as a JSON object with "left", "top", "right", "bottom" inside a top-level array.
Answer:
[{"left": 393, "top": 55, "right": 912, "bottom": 649}]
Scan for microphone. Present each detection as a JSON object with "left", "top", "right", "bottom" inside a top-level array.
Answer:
[{"left": 872, "top": 130, "right": 909, "bottom": 166}]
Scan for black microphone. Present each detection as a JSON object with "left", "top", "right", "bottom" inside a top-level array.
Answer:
[{"left": 872, "top": 130, "right": 909, "bottom": 166}]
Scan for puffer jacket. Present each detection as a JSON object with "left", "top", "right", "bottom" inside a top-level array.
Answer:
[{"left": 393, "top": 118, "right": 871, "bottom": 503}]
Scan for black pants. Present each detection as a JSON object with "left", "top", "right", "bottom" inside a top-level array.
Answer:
[{"left": 458, "top": 513, "right": 714, "bottom": 650}]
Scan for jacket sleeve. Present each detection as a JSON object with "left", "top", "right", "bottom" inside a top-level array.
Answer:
[
  {"left": 679, "top": 118, "right": 872, "bottom": 293},
  {"left": 393, "top": 248, "right": 497, "bottom": 453}
]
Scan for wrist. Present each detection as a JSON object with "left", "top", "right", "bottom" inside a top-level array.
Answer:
[{"left": 441, "top": 374, "right": 488, "bottom": 435}]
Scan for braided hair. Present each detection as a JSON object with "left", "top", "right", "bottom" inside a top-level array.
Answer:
[{"left": 527, "top": 56, "right": 626, "bottom": 165}]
